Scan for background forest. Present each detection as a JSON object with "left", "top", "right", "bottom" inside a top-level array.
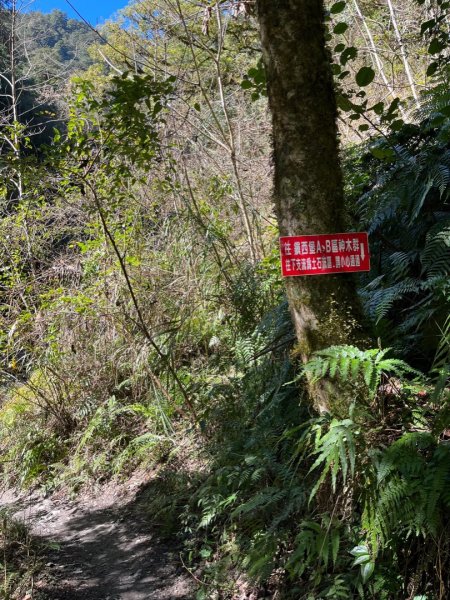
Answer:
[{"left": 0, "top": 0, "right": 449, "bottom": 598}]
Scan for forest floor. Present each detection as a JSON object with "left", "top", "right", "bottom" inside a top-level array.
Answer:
[{"left": 0, "top": 472, "right": 194, "bottom": 600}]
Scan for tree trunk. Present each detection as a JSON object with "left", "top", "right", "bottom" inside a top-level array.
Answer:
[
  {"left": 256, "top": 0, "right": 364, "bottom": 410},
  {"left": 10, "top": 0, "right": 23, "bottom": 201}
]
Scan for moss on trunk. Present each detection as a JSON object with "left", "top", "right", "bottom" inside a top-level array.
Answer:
[{"left": 256, "top": 0, "right": 365, "bottom": 409}]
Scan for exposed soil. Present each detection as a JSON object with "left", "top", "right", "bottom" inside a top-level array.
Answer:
[{"left": 0, "top": 474, "right": 194, "bottom": 600}]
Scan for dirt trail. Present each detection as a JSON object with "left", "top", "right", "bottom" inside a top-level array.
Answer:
[{"left": 0, "top": 476, "right": 194, "bottom": 600}]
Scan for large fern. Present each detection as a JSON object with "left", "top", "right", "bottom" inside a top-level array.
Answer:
[
  {"left": 348, "top": 87, "right": 450, "bottom": 365},
  {"left": 362, "top": 432, "right": 450, "bottom": 555},
  {"left": 303, "top": 345, "right": 421, "bottom": 397},
  {"left": 308, "top": 417, "right": 357, "bottom": 500}
]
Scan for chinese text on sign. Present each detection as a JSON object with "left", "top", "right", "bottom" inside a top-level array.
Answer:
[{"left": 280, "top": 233, "right": 370, "bottom": 277}]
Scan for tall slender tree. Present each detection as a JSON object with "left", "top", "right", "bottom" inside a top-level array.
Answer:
[
  {"left": 0, "top": 0, "right": 25, "bottom": 202},
  {"left": 256, "top": 0, "right": 364, "bottom": 410}
]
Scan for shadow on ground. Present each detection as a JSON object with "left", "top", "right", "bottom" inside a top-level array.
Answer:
[{"left": 1, "top": 478, "right": 194, "bottom": 600}]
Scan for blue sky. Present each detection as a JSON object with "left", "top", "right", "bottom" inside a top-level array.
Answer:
[{"left": 29, "top": 0, "right": 127, "bottom": 25}]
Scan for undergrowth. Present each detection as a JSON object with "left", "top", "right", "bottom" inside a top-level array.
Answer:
[
  {"left": 174, "top": 339, "right": 449, "bottom": 600},
  {"left": 0, "top": 509, "right": 42, "bottom": 599},
  {"left": 0, "top": 25, "right": 449, "bottom": 600}
]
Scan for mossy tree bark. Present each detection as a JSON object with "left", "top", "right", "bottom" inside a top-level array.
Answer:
[{"left": 256, "top": 0, "right": 364, "bottom": 410}]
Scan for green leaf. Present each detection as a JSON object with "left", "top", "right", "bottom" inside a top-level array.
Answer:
[
  {"left": 427, "top": 62, "right": 439, "bottom": 77},
  {"left": 362, "top": 361, "right": 375, "bottom": 389},
  {"left": 428, "top": 38, "right": 445, "bottom": 54},
  {"left": 333, "top": 22, "right": 348, "bottom": 34},
  {"left": 340, "top": 356, "right": 351, "bottom": 379},
  {"left": 330, "top": 1, "right": 346, "bottom": 13},
  {"left": 390, "top": 119, "right": 404, "bottom": 132},
  {"left": 356, "top": 66, "right": 375, "bottom": 87},
  {"left": 369, "top": 145, "right": 396, "bottom": 160},
  {"left": 331, "top": 530, "right": 340, "bottom": 565},
  {"left": 125, "top": 255, "right": 141, "bottom": 267},
  {"left": 199, "top": 547, "right": 212, "bottom": 558},
  {"left": 350, "top": 544, "right": 369, "bottom": 557},
  {"left": 353, "top": 554, "right": 370, "bottom": 566},
  {"left": 421, "top": 18, "right": 436, "bottom": 34},
  {"left": 336, "top": 94, "right": 354, "bottom": 112},
  {"left": 331, "top": 63, "right": 342, "bottom": 75},
  {"left": 340, "top": 46, "right": 357, "bottom": 65},
  {"left": 361, "top": 561, "right": 375, "bottom": 583},
  {"left": 385, "top": 97, "right": 400, "bottom": 117},
  {"left": 372, "top": 102, "right": 384, "bottom": 115}
]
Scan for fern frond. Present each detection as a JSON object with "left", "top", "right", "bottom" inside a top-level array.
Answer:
[
  {"left": 303, "top": 345, "right": 421, "bottom": 397},
  {"left": 363, "top": 432, "right": 450, "bottom": 548},
  {"left": 309, "top": 417, "right": 357, "bottom": 498},
  {"left": 432, "top": 314, "right": 450, "bottom": 375},
  {"left": 422, "top": 220, "right": 450, "bottom": 277}
]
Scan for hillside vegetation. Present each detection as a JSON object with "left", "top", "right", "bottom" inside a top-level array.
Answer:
[{"left": 0, "top": 0, "right": 449, "bottom": 599}]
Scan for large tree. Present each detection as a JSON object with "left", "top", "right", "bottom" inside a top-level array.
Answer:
[{"left": 256, "top": 0, "right": 364, "bottom": 409}]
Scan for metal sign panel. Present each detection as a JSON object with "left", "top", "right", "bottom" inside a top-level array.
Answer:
[{"left": 280, "top": 232, "right": 370, "bottom": 277}]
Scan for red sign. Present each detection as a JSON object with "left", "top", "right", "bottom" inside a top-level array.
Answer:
[{"left": 280, "top": 232, "right": 370, "bottom": 277}]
